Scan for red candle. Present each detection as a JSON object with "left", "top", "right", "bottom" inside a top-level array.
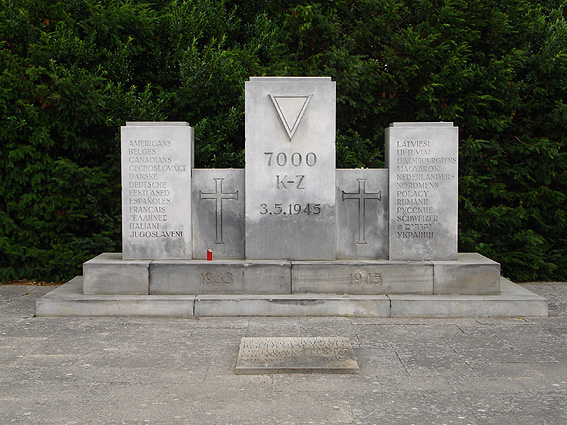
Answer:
[{"left": 207, "top": 249, "right": 213, "bottom": 261}]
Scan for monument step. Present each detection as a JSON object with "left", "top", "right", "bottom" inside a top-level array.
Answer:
[
  {"left": 36, "top": 277, "right": 547, "bottom": 318},
  {"left": 83, "top": 252, "right": 500, "bottom": 296}
]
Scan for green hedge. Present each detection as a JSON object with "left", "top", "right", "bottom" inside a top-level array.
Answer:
[{"left": 1, "top": 0, "right": 566, "bottom": 282}]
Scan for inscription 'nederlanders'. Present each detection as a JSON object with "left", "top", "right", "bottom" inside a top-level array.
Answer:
[{"left": 394, "top": 139, "right": 457, "bottom": 240}]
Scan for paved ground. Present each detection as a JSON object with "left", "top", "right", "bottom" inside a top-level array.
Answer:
[{"left": 1, "top": 283, "right": 566, "bottom": 424}]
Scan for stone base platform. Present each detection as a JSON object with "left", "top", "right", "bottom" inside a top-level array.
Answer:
[
  {"left": 82, "top": 252, "right": 502, "bottom": 296},
  {"left": 36, "top": 277, "right": 548, "bottom": 318}
]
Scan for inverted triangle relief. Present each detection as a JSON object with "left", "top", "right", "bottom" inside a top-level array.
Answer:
[{"left": 269, "top": 94, "right": 313, "bottom": 140}]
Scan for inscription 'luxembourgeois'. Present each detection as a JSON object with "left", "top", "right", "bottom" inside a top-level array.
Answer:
[
  {"left": 393, "top": 139, "right": 456, "bottom": 240},
  {"left": 387, "top": 122, "right": 458, "bottom": 260}
]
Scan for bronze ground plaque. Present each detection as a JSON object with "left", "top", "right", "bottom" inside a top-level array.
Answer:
[{"left": 235, "top": 337, "right": 359, "bottom": 374}]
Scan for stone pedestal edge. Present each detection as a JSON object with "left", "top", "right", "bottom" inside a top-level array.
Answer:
[{"left": 36, "top": 277, "right": 548, "bottom": 318}]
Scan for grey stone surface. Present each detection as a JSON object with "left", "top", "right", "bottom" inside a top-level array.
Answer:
[
  {"left": 235, "top": 337, "right": 359, "bottom": 374},
  {"left": 291, "top": 260, "right": 433, "bottom": 294},
  {"left": 36, "top": 277, "right": 195, "bottom": 317},
  {"left": 390, "top": 278, "right": 548, "bottom": 317},
  {"left": 121, "top": 122, "right": 193, "bottom": 260},
  {"left": 149, "top": 260, "right": 291, "bottom": 295},
  {"left": 245, "top": 77, "right": 336, "bottom": 260},
  {"left": 433, "top": 252, "right": 501, "bottom": 294},
  {"left": 4, "top": 282, "right": 566, "bottom": 424},
  {"left": 195, "top": 294, "right": 391, "bottom": 317},
  {"left": 386, "top": 122, "right": 459, "bottom": 261},
  {"left": 83, "top": 252, "right": 150, "bottom": 295},
  {"left": 36, "top": 271, "right": 548, "bottom": 318},
  {"left": 336, "top": 169, "right": 388, "bottom": 259},
  {"left": 192, "top": 169, "right": 245, "bottom": 259}
]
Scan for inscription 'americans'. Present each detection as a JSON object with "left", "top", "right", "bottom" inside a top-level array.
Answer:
[{"left": 121, "top": 123, "right": 193, "bottom": 260}]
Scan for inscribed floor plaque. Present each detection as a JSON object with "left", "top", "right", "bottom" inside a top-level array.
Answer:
[{"left": 235, "top": 337, "right": 359, "bottom": 374}]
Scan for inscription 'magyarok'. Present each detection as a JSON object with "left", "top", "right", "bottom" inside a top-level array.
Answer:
[
  {"left": 393, "top": 140, "right": 456, "bottom": 240},
  {"left": 199, "top": 178, "right": 239, "bottom": 244}
]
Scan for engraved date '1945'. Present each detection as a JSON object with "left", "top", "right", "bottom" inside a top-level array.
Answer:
[{"left": 349, "top": 271, "right": 382, "bottom": 285}]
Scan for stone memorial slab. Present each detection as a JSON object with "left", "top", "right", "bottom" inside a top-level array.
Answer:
[
  {"left": 149, "top": 260, "right": 291, "bottom": 294},
  {"left": 292, "top": 260, "right": 433, "bottom": 294},
  {"left": 386, "top": 122, "right": 458, "bottom": 260},
  {"left": 235, "top": 337, "right": 359, "bottom": 374},
  {"left": 192, "top": 169, "right": 244, "bottom": 259},
  {"left": 245, "top": 77, "right": 336, "bottom": 260},
  {"left": 336, "top": 169, "right": 388, "bottom": 259},
  {"left": 122, "top": 122, "right": 193, "bottom": 260}
]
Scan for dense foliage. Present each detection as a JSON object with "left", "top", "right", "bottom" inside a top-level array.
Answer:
[{"left": 1, "top": 0, "right": 566, "bottom": 282}]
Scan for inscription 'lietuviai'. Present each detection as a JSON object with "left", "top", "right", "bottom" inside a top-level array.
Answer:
[{"left": 394, "top": 139, "right": 456, "bottom": 239}]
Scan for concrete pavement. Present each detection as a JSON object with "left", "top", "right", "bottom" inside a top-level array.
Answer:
[{"left": 1, "top": 282, "right": 566, "bottom": 424}]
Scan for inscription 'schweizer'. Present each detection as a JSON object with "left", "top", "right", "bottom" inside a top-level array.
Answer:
[
  {"left": 342, "top": 178, "right": 382, "bottom": 244},
  {"left": 393, "top": 140, "right": 457, "bottom": 241},
  {"left": 199, "top": 178, "right": 239, "bottom": 244}
]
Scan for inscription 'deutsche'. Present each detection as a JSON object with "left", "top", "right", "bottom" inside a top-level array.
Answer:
[{"left": 121, "top": 123, "right": 192, "bottom": 260}]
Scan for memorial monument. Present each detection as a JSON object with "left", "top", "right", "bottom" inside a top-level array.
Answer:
[{"left": 36, "top": 77, "right": 548, "bottom": 318}]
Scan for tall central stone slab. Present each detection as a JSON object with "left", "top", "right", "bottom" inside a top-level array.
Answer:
[{"left": 245, "top": 77, "right": 336, "bottom": 260}]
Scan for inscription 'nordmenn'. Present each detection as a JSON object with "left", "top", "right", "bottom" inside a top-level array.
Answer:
[{"left": 386, "top": 122, "right": 458, "bottom": 261}]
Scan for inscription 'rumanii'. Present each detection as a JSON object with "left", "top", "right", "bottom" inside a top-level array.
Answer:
[
  {"left": 392, "top": 139, "right": 456, "bottom": 240},
  {"left": 387, "top": 122, "right": 458, "bottom": 260}
]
